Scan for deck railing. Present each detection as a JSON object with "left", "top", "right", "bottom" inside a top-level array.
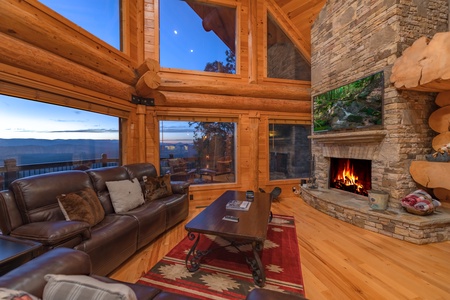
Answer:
[{"left": 0, "top": 155, "right": 119, "bottom": 190}]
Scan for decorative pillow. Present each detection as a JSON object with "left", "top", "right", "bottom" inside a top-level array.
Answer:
[
  {"left": 0, "top": 288, "right": 39, "bottom": 300},
  {"left": 43, "top": 274, "right": 137, "bottom": 300},
  {"left": 401, "top": 189, "right": 441, "bottom": 215},
  {"left": 57, "top": 188, "right": 105, "bottom": 227},
  {"left": 144, "top": 174, "right": 173, "bottom": 201},
  {"left": 105, "top": 178, "right": 144, "bottom": 213}
]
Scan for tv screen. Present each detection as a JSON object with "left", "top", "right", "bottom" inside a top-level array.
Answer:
[{"left": 313, "top": 71, "right": 384, "bottom": 132}]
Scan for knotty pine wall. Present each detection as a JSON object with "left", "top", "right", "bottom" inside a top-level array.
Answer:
[{"left": 0, "top": 0, "right": 311, "bottom": 201}]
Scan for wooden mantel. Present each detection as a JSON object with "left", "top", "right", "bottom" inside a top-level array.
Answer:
[{"left": 309, "top": 130, "right": 387, "bottom": 144}]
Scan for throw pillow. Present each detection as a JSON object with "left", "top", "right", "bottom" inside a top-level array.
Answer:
[
  {"left": 0, "top": 288, "right": 39, "bottom": 300},
  {"left": 43, "top": 274, "right": 137, "bottom": 300},
  {"left": 144, "top": 174, "right": 173, "bottom": 201},
  {"left": 105, "top": 178, "right": 144, "bottom": 213},
  {"left": 57, "top": 188, "right": 105, "bottom": 227}
]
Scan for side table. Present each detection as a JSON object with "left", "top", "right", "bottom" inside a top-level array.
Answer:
[{"left": 0, "top": 235, "right": 43, "bottom": 275}]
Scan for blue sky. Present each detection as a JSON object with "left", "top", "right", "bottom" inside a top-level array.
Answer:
[{"left": 0, "top": 0, "right": 231, "bottom": 141}]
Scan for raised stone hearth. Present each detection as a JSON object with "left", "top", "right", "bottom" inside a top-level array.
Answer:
[{"left": 300, "top": 187, "right": 450, "bottom": 244}]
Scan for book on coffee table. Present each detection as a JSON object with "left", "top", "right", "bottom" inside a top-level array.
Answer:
[{"left": 226, "top": 199, "right": 251, "bottom": 211}]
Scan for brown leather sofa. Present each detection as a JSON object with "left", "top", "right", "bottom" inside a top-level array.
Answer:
[
  {"left": 0, "top": 163, "right": 189, "bottom": 276},
  {"left": 0, "top": 247, "right": 196, "bottom": 300}
]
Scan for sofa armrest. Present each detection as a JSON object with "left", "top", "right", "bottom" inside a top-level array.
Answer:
[
  {"left": 0, "top": 248, "right": 91, "bottom": 298},
  {"left": 10, "top": 221, "right": 91, "bottom": 246},
  {"left": 170, "top": 181, "right": 190, "bottom": 194}
]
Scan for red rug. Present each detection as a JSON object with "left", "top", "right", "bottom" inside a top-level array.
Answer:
[{"left": 137, "top": 215, "right": 304, "bottom": 299}]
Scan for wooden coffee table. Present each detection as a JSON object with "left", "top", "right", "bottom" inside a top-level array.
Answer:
[{"left": 184, "top": 190, "right": 272, "bottom": 286}]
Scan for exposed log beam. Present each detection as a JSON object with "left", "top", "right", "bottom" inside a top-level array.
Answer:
[
  {"left": 158, "top": 76, "right": 310, "bottom": 101},
  {"left": 390, "top": 32, "right": 450, "bottom": 92},
  {"left": 0, "top": 32, "right": 134, "bottom": 100},
  {"left": 154, "top": 91, "right": 311, "bottom": 113},
  {"left": 0, "top": 0, "right": 138, "bottom": 85}
]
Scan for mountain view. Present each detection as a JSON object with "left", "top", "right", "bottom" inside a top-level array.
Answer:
[{"left": 0, "top": 139, "right": 120, "bottom": 166}]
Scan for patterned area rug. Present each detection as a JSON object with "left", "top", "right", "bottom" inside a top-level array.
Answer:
[{"left": 137, "top": 215, "right": 304, "bottom": 299}]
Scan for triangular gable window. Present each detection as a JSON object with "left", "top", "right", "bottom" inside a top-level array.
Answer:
[{"left": 267, "top": 13, "right": 310, "bottom": 81}]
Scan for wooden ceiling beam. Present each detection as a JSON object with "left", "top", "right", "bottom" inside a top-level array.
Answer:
[{"left": 153, "top": 90, "right": 311, "bottom": 113}]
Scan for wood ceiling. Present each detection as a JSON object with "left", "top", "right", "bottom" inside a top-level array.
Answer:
[{"left": 274, "top": 0, "right": 328, "bottom": 47}]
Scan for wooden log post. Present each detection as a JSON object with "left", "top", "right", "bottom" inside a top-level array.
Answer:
[
  {"left": 136, "top": 59, "right": 160, "bottom": 77},
  {"left": 135, "top": 71, "right": 162, "bottom": 97}
]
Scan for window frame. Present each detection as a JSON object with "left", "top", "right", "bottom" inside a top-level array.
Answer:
[
  {"left": 157, "top": 115, "right": 238, "bottom": 186},
  {"left": 263, "top": 117, "right": 311, "bottom": 185}
]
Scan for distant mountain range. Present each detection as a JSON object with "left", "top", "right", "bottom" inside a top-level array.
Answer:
[{"left": 0, "top": 139, "right": 120, "bottom": 166}]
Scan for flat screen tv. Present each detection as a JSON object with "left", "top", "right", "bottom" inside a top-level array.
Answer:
[{"left": 313, "top": 71, "right": 384, "bottom": 132}]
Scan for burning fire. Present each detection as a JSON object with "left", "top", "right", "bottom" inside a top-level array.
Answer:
[{"left": 333, "top": 159, "right": 366, "bottom": 195}]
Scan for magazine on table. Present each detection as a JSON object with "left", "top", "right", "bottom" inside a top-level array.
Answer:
[{"left": 226, "top": 199, "right": 252, "bottom": 211}]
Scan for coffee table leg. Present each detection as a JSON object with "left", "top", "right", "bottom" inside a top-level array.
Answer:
[
  {"left": 246, "top": 241, "right": 266, "bottom": 287},
  {"left": 185, "top": 232, "right": 211, "bottom": 272}
]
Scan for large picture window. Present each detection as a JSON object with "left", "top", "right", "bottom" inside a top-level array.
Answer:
[
  {"left": 160, "top": 120, "right": 236, "bottom": 185},
  {"left": 38, "top": 0, "right": 121, "bottom": 50},
  {"left": 269, "top": 123, "right": 311, "bottom": 180},
  {"left": 160, "top": 0, "right": 236, "bottom": 74},
  {"left": 0, "top": 95, "right": 120, "bottom": 189}
]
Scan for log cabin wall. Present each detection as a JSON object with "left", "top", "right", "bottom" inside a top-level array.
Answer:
[
  {"left": 0, "top": 0, "right": 312, "bottom": 201},
  {"left": 142, "top": 0, "right": 312, "bottom": 200},
  {"left": 311, "top": 0, "right": 448, "bottom": 207}
]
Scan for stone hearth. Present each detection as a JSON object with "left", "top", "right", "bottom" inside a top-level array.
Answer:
[{"left": 300, "top": 187, "right": 450, "bottom": 244}]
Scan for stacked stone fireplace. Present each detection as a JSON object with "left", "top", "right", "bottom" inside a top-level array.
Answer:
[{"left": 300, "top": 0, "right": 450, "bottom": 244}]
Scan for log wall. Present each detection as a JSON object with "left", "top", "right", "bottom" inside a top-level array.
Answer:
[{"left": 0, "top": 0, "right": 311, "bottom": 199}]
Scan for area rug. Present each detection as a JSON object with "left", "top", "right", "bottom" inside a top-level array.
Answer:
[{"left": 137, "top": 215, "right": 304, "bottom": 299}]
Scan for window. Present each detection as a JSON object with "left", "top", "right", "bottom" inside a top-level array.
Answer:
[
  {"left": 0, "top": 95, "right": 120, "bottom": 189},
  {"left": 38, "top": 0, "right": 121, "bottom": 50},
  {"left": 267, "top": 13, "right": 310, "bottom": 81},
  {"left": 160, "top": 0, "right": 236, "bottom": 74},
  {"left": 160, "top": 120, "right": 236, "bottom": 185},
  {"left": 269, "top": 123, "right": 311, "bottom": 180}
]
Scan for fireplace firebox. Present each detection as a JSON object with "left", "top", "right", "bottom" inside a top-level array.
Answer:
[{"left": 329, "top": 158, "right": 371, "bottom": 196}]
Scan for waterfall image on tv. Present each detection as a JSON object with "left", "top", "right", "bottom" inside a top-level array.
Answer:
[{"left": 313, "top": 71, "right": 384, "bottom": 132}]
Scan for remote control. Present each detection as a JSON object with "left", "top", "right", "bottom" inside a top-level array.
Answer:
[{"left": 222, "top": 215, "right": 239, "bottom": 222}]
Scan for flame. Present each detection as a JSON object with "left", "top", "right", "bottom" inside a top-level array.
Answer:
[{"left": 334, "top": 159, "right": 365, "bottom": 194}]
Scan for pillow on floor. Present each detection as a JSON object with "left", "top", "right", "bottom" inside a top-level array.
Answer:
[
  {"left": 57, "top": 188, "right": 105, "bottom": 227},
  {"left": 43, "top": 274, "right": 137, "bottom": 300},
  {"left": 144, "top": 174, "right": 173, "bottom": 201},
  {"left": 106, "top": 178, "right": 144, "bottom": 213}
]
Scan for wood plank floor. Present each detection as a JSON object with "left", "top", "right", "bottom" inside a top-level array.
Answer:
[{"left": 110, "top": 195, "right": 450, "bottom": 299}]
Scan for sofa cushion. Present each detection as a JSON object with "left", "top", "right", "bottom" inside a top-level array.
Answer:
[
  {"left": 43, "top": 274, "right": 137, "bottom": 300},
  {"left": 0, "top": 288, "right": 39, "bottom": 300},
  {"left": 144, "top": 174, "right": 173, "bottom": 201},
  {"left": 57, "top": 188, "right": 105, "bottom": 227},
  {"left": 105, "top": 178, "right": 145, "bottom": 213}
]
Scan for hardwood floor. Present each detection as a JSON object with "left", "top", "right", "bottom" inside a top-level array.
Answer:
[{"left": 109, "top": 195, "right": 450, "bottom": 299}]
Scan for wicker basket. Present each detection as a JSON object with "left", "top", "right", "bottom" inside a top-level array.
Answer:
[{"left": 404, "top": 206, "right": 435, "bottom": 216}]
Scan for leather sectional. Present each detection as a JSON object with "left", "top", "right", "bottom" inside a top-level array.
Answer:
[{"left": 0, "top": 162, "right": 189, "bottom": 276}]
